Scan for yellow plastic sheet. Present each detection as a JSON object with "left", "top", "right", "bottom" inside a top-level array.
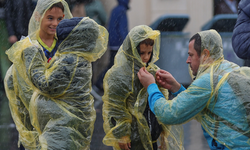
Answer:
[
  {"left": 102, "top": 25, "right": 184, "bottom": 150},
  {"left": 4, "top": 0, "right": 108, "bottom": 149},
  {"left": 154, "top": 30, "right": 250, "bottom": 149}
]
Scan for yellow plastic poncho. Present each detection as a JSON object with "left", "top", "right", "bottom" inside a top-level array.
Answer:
[
  {"left": 102, "top": 25, "right": 184, "bottom": 150},
  {"left": 154, "top": 30, "right": 250, "bottom": 149},
  {"left": 4, "top": 0, "right": 108, "bottom": 149}
]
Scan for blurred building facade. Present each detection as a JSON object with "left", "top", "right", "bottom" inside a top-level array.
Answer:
[{"left": 100, "top": 0, "right": 213, "bottom": 37}]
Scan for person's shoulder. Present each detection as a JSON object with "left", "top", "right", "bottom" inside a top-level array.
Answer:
[{"left": 239, "top": 0, "right": 250, "bottom": 11}]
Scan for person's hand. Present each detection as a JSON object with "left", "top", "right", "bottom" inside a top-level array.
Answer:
[
  {"left": 156, "top": 69, "right": 181, "bottom": 93},
  {"left": 137, "top": 67, "right": 156, "bottom": 89},
  {"left": 8, "top": 35, "right": 18, "bottom": 44},
  {"left": 118, "top": 136, "right": 131, "bottom": 150}
]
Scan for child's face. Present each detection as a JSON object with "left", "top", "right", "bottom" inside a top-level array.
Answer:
[
  {"left": 139, "top": 43, "right": 153, "bottom": 63},
  {"left": 40, "top": 7, "right": 64, "bottom": 37}
]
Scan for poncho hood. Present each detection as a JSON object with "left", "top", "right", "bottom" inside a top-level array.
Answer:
[
  {"left": 196, "top": 29, "right": 225, "bottom": 78},
  {"left": 28, "top": 0, "right": 72, "bottom": 40},
  {"left": 117, "top": 0, "right": 129, "bottom": 10},
  {"left": 118, "top": 25, "right": 160, "bottom": 68}
]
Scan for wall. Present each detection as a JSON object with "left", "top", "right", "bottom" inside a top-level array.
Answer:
[{"left": 100, "top": 0, "right": 213, "bottom": 37}]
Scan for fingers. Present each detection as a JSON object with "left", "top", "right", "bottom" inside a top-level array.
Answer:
[
  {"left": 137, "top": 67, "right": 148, "bottom": 79},
  {"left": 128, "top": 142, "right": 131, "bottom": 149},
  {"left": 118, "top": 142, "right": 131, "bottom": 150},
  {"left": 156, "top": 69, "right": 168, "bottom": 75},
  {"left": 137, "top": 70, "right": 141, "bottom": 80}
]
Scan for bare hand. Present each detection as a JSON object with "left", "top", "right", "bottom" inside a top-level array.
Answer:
[
  {"left": 137, "top": 67, "right": 156, "bottom": 89},
  {"left": 118, "top": 136, "right": 131, "bottom": 150},
  {"left": 8, "top": 35, "right": 18, "bottom": 44},
  {"left": 156, "top": 69, "right": 181, "bottom": 93}
]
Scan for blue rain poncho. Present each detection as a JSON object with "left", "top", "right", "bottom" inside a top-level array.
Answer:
[
  {"left": 150, "top": 30, "right": 250, "bottom": 149},
  {"left": 4, "top": 1, "right": 108, "bottom": 148}
]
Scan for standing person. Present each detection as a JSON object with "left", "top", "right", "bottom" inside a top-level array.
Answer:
[
  {"left": 5, "top": 16, "right": 108, "bottom": 150},
  {"left": 232, "top": 0, "right": 250, "bottom": 66},
  {"left": 102, "top": 25, "right": 183, "bottom": 150},
  {"left": 71, "top": 0, "right": 86, "bottom": 17},
  {"left": 138, "top": 29, "right": 250, "bottom": 149},
  {"left": 3, "top": 0, "right": 89, "bottom": 149},
  {"left": 94, "top": 0, "right": 130, "bottom": 91},
  {"left": 84, "top": 0, "right": 107, "bottom": 26},
  {"left": 5, "top": 0, "right": 33, "bottom": 44}
]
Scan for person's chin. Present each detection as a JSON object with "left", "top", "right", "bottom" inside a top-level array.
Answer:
[{"left": 48, "top": 31, "right": 56, "bottom": 36}]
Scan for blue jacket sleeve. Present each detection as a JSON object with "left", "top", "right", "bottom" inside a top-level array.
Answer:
[
  {"left": 147, "top": 83, "right": 186, "bottom": 114},
  {"left": 147, "top": 83, "right": 165, "bottom": 114},
  {"left": 171, "top": 84, "right": 186, "bottom": 97},
  {"left": 149, "top": 74, "right": 212, "bottom": 125},
  {"left": 232, "top": 0, "right": 250, "bottom": 59}
]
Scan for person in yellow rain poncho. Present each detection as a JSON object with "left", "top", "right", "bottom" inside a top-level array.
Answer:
[
  {"left": 138, "top": 29, "right": 250, "bottom": 150},
  {"left": 102, "top": 25, "right": 184, "bottom": 150},
  {"left": 4, "top": 0, "right": 108, "bottom": 149}
]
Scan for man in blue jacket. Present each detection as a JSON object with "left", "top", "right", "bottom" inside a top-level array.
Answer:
[
  {"left": 138, "top": 29, "right": 250, "bottom": 150},
  {"left": 94, "top": 0, "right": 130, "bottom": 91},
  {"left": 232, "top": 0, "right": 250, "bottom": 66}
]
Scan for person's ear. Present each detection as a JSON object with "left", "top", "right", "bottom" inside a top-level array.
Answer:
[
  {"left": 63, "top": 14, "right": 65, "bottom": 18},
  {"left": 202, "top": 49, "right": 210, "bottom": 61}
]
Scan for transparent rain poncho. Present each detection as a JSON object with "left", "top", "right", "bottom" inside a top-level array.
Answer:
[
  {"left": 154, "top": 30, "right": 250, "bottom": 149},
  {"left": 102, "top": 25, "right": 184, "bottom": 150},
  {"left": 4, "top": 0, "right": 108, "bottom": 149}
]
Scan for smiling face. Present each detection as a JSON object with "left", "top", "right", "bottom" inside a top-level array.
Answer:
[
  {"left": 139, "top": 43, "right": 153, "bottom": 63},
  {"left": 186, "top": 39, "right": 201, "bottom": 76},
  {"left": 40, "top": 7, "right": 64, "bottom": 38}
]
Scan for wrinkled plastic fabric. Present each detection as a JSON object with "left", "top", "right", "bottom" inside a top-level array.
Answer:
[
  {"left": 196, "top": 30, "right": 250, "bottom": 149},
  {"left": 4, "top": 1, "right": 108, "bottom": 149},
  {"left": 155, "top": 30, "right": 250, "bottom": 149},
  {"left": 102, "top": 25, "right": 184, "bottom": 150}
]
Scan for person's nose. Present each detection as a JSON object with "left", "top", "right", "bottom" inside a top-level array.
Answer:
[
  {"left": 145, "top": 54, "right": 150, "bottom": 61},
  {"left": 186, "top": 56, "right": 191, "bottom": 64},
  {"left": 52, "top": 19, "right": 59, "bottom": 26}
]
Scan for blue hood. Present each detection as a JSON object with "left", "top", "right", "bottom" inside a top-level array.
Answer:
[{"left": 118, "top": 0, "right": 129, "bottom": 9}]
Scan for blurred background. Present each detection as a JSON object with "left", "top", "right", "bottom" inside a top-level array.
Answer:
[{"left": 0, "top": 0, "right": 243, "bottom": 149}]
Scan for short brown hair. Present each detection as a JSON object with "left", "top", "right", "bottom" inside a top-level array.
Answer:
[
  {"left": 49, "top": 2, "right": 64, "bottom": 12},
  {"left": 140, "top": 38, "right": 154, "bottom": 46},
  {"left": 189, "top": 33, "right": 201, "bottom": 56}
]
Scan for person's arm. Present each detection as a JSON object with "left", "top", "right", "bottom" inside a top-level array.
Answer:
[
  {"left": 96, "top": 0, "right": 107, "bottom": 26},
  {"left": 171, "top": 84, "right": 186, "bottom": 97},
  {"left": 232, "top": 0, "right": 250, "bottom": 59},
  {"left": 138, "top": 67, "right": 211, "bottom": 125},
  {"left": 151, "top": 74, "right": 211, "bottom": 125},
  {"left": 102, "top": 68, "right": 132, "bottom": 149},
  {"left": 23, "top": 45, "right": 82, "bottom": 97}
]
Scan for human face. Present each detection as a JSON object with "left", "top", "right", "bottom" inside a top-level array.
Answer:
[
  {"left": 139, "top": 43, "right": 153, "bottom": 63},
  {"left": 186, "top": 39, "right": 200, "bottom": 76},
  {"left": 40, "top": 7, "right": 64, "bottom": 38}
]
